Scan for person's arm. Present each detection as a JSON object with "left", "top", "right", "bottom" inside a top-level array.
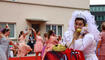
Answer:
[
  {"left": 79, "top": 34, "right": 94, "bottom": 51},
  {"left": 23, "top": 28, "right": 31, "bottom": 37},
  {"left": 32, "top": 29, "right": 37, "bottom": 40},
  {"left": 96, "top": 39, "right": 102, "bottom": 56},
  {"left": 61, "top": 31, "right": 72, "bottom": 47}
]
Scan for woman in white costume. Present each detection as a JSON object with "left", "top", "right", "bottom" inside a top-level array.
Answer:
[
  {"left": 0, "top": 28, "right": 10, "bottom": 60},
  {"left": 0, "top": 28, "right": 18, "bottom": 60},
  {"left": 0, "top": 29, "right": 7, "bottom": 60},
  {"left": 61, "top": 11, "right": 100, "bottom": 60}
]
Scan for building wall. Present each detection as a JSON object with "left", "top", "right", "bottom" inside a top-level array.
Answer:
[
  {"left": 3, "top": 0, "right": 89, "bottom": 9},
  {"left": 90, "top": 5, "right": 105, "bottom": 31},
  {"left": 0, "top": 1, "right": 89, "bottom": 39}
]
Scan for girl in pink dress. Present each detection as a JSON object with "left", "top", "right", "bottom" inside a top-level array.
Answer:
[
  {"left": 97, "top": 22, "right": 105, "bottom": 60},
  {"left": 32, "top": 29, "right": 43, "bottom": 59},
  {"left": 42, "top": 30, "right": 59, "bottom": 60},
  {"left": 17, "top": 30, "right": 32, "bottom": 57}
]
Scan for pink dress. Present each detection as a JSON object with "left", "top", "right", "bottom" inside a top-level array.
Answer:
[
  {"left": 98, "top": 32, "right": 105, "bottom": 60},
  {"left": 45, "top": 36, "right": 58, "bottom": 51},
  {"left": 17, "top": 35, "right": 32, "bottom": 57},
  {"left": 42, "top": 36, "right": 58, "bottom": 60},
  {"left": 41, "top": 37, "right": 48, "bottom": 57},
  {"left": 34, "top": 36, "right": 43, "bottom": 52}
]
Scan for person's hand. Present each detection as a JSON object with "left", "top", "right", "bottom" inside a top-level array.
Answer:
[
  {"left": 80, "top": 27, "right": 88, "bottom": 36},
  {"left": 78, "top": 35, "right": 83, "bottom": 39},
  {"left": 32, "top": 28, "right": 35, "bottom": 32}
]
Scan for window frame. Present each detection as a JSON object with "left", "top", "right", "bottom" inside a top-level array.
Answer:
[
  {"left": 0, "top": 22, "right": 16, "bottom": 39},
  {"left": 46, "top": 24, "right": 63, "bottom": 37}
]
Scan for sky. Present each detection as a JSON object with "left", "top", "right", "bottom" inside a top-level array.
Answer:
[{"left": 90, "top": 0, "right": 105, "bottom": 5}]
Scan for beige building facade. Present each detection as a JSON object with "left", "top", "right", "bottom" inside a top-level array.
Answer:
[{"left": 0, "top": 0, "right": 89, "bottom": 40}]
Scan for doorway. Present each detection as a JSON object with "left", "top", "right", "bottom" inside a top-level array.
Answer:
[
  {"left": 32, "top": 24, "right": 40, "bottom": 31},
  {"left": 31, "top": 24, "right": 40, "bottom": 38}
]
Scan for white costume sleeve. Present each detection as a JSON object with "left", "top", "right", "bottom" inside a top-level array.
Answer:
[
  {"left": 80, "top": 33, "right": 94, "bottom": 51},
  {"left": 61, "top": 31, "right": 73, "bottom": 47}
]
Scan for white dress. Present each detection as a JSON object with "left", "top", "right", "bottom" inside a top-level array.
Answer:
[
  {"left": 61, "top": 30, "right": 98, "bottom": 60},
  {"left": 0, "top": 37, "right": 9, "bottom": 60}
]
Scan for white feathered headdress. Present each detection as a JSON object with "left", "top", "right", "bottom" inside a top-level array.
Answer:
[{"left": 68, "top": 11, "right": 100, "bottom": 41}]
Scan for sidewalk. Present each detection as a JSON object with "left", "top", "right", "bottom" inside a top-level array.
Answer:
[
  {"left": 9, "top": 53, "right": 42, "bottom": 60},
  {"left": 9, "top": 56, "right": 41, "bottom": 60}
]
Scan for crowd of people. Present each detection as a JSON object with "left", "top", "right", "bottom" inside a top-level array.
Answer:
[
  {"left": 0, "top": 25, "right": 62, "bottom": 60},
  {"left": 0, "top": 10, "right": 105, "bottom": 60}
]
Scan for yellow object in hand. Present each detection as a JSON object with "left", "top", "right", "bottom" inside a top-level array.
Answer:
[{"left": 76, "top": 28, "right": 82, "bottom": 33}]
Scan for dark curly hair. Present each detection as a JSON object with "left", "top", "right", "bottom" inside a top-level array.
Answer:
[{"left": 1, "top": 28, "right": 10, "bottom": 34}]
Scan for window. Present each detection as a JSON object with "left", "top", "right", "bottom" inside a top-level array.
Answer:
[
  {"left": 95, "top": 15, "right": 97, "bottom": 20},
  {"left": 101, "top": 7, "right": 104, "bottom": 11},
  {"left": 46, "top": 25, "right": 63, "bottom": 36},
  {"left": 46, "top": 25, "right": 51, "bottom": 33},
  {"left": 100, "top": 7, "right": 105, "bottom": 12},
  {"left": 96, "top": 7, "right": 99, "bottom": 12},
  {"left": 102, "top": 16, "right": 104, "bottom": 20},
  {"left": 98, "top": 16, "right": 101, "bottom": 21},
  {"left": 98, "top": 16, "right": 104, "bottom": 21},
  {"left": 0, "top": 23, "right": 16, "bottom": 38},
  {"left": 104, "top": 16, "right": 105, "bottom": 19},
  {"left": 90, "top": 7, "right": 93, "bottom": 11},
  {"left": 52, "top": 25, "right": 56, "bottom": 34},
  {"left": 92, "top": 7, "right": 95, "bottom": 11},
  {"left": 95, "top": 7, "right": 98, "bottom": 12},
  {"left": 58, "top": 26, "right": 62, "bottom": 36},
  {"left": 90, "top": 6, "right": 105, "bottom": 12},
  {"left": 100, "top": 16, "right": 102, "bottom": 21},
  {"left": 100, "top": 7, "right": 103, "bottom": 11},
  {"left": 104, "top": 7, "right": 105, "bottom": 11}
]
